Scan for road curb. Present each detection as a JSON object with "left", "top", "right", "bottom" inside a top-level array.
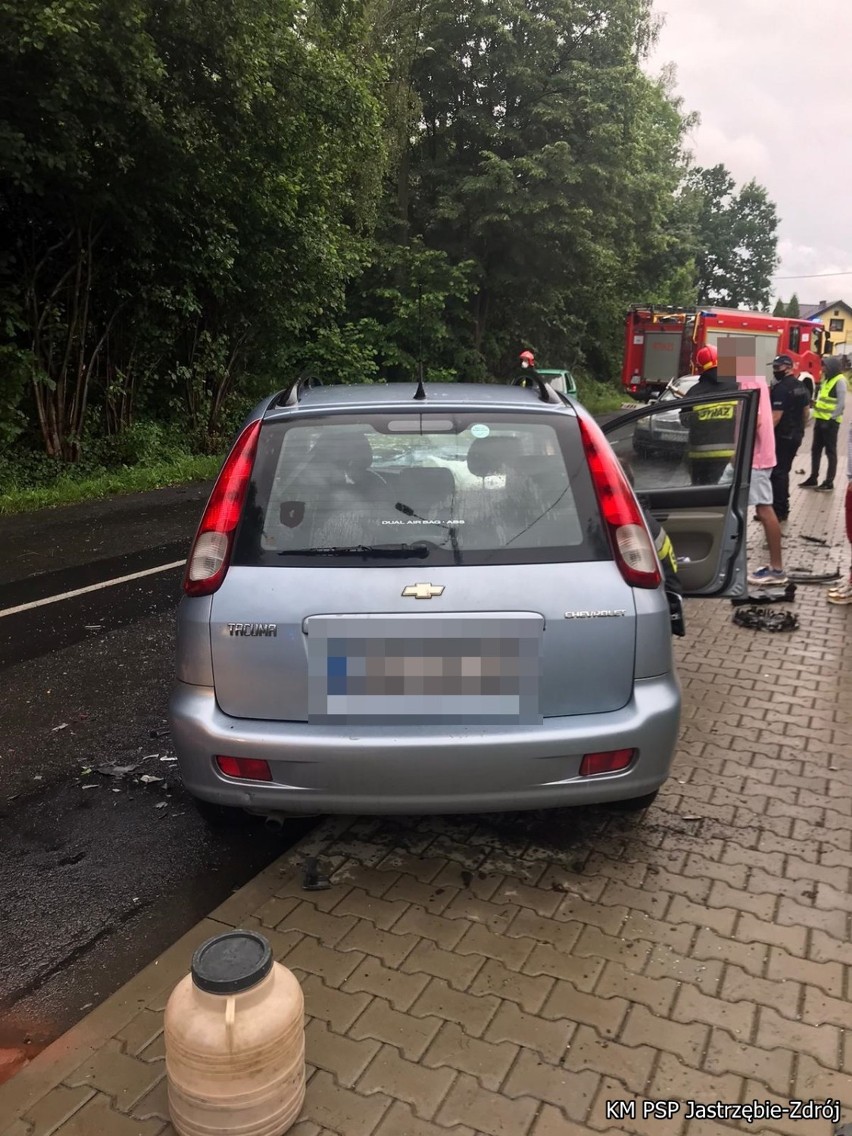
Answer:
[{"left": 0, "top": 816, "right": 344, "bottom": 1129}]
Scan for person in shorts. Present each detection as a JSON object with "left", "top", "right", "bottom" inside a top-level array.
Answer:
[{"left": 716, "top": 337, "right": 786, "bottom": 585}]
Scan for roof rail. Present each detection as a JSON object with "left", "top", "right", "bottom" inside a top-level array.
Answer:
[
  {"left": 510, "top": 372, "right": 563, "bottom": 405},
  {"left": 274, "top": 372, "right": 323, "bottom": 408}
]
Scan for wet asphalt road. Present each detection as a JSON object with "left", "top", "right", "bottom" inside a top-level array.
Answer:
[{"left": 0, "top": 484, "right": 316, "bottom": 1062}]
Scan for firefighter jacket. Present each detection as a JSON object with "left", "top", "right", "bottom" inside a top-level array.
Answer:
[
  {"left": 643, "top": 509, "right": 684, "bottom": 635},
  {"left": 680, "top": 373, "right": 739, "bottom": 461},
  {"left": 813, "top": 373, "right": 846, "bottom": 423},
  {"left": 643, "top": 511, "right": 681, "bottom": 595}
]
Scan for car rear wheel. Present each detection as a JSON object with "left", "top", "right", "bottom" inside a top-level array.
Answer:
[{"left": 608, "top": 789, "right": 659, "bottom": 813}]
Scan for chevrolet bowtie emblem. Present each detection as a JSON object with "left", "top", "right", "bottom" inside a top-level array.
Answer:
[{"left": 402, "top": 583, "right": 445, "bottom": 600}]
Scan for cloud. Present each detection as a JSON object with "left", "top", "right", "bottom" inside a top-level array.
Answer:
[{"left": 646, "top": 0, "right": 852, "bottom": 306}]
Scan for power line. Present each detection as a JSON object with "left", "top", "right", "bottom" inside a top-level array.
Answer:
[{"left": 773, "top": 270, "right": 852, "bottom": 280}]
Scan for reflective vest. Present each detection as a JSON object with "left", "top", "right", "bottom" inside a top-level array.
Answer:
[
  {"left": 684, "top": 377, "right": 738, "bottom": 460},
  {"left": 813, "top": 374, "right": 844, "bottom": 423}
]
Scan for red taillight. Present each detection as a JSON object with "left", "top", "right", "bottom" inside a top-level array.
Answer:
[
  {"left": 183, "top": 420, "right": 262, "bottom": 597},
  {"left": 216, "top": 756, "right": 272, "bottom": 782},
  {"left": 579, "top": 749, "right": 635, "bottom": 777},
  {"left": 578, "top": 416, "right": 661, "bottom": 590}
]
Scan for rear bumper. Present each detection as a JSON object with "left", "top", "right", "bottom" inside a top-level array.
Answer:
[{"left": 169, "top": 675, "right": 681, "bottom": 814}]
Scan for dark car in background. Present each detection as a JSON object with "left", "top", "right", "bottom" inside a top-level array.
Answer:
[{"left": 632, "top": 375, "right": 698, "bottom": 459}]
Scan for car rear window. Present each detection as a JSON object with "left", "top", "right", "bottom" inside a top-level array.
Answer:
[{"left": 232, "top": 410, "right": 609, "bottom": 567}]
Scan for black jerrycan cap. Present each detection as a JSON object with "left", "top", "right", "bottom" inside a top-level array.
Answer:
[{"left": 191, "top": 929, "right": 273, "bottom": 995}]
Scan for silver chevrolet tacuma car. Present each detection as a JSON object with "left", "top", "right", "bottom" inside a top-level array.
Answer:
[{"left": 170, "top": 375, "right": 757, "bottom": 819}]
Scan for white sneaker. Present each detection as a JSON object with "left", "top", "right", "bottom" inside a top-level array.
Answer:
[{"left": 827, "top": 579, "right": 852, "bottom": 604}]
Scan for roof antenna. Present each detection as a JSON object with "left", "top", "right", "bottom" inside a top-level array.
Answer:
[{"left": 414, "top": 284, "right": 426, "bottom": 400}]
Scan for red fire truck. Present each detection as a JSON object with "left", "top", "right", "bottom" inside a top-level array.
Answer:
[{"left": 622, "top": 305, "right": 829, "bottom": 400}]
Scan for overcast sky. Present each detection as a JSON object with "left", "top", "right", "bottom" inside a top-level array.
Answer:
[{"left": 646, "top": 0, "right": 852, "bottom": 311}]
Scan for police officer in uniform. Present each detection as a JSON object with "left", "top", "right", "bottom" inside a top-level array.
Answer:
[
  {"left": 769, "top": 353, "right": 810, "bottom": 522},
  {"left": 680, "top": 344, "right": 739, "bottom": 485}
]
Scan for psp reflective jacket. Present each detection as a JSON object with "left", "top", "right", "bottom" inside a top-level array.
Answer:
[{"left": 681, "top": 373, "right": 739, "bottom": 461}]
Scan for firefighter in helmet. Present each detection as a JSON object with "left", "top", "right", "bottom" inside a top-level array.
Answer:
[
  {"left": 680, "top": 343, "right": 739, "bottom": 485},
  {"left": 515, "top": 349, "right": 541, "bottom": 389}
]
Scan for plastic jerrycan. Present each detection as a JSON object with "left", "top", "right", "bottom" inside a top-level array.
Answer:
[{"left": 165, "top": 929, "right": 305, "bottom": 1136}]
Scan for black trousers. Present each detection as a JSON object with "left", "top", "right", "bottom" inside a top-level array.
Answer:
[
  {"left": 810, "top": 419, "right": 840, "bottom": 485},
  {"left": 688, "top": 458, "right": 728, "bottom": 486},
  {"left": 770, "top": 434, "right": 802, "bottom": 520}
]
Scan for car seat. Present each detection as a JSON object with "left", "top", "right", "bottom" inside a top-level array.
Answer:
[
  {"left": 392, "top": 466, "right": 456, "bottom": 521},
  {"left": 465, "top": 436, "right": 527, "bottom": 543},
  {"left": 285, "top": 431, "right": 388, "bottom": 548}
]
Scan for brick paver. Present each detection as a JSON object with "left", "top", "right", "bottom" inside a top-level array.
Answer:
[{"left": 0, "top": 430, "right": 850, "bottom": 1135}]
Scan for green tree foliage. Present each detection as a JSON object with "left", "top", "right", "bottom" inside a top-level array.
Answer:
[
  {"left": 0, "top": 0, "right": 384, "bottom": 458},
  {"left": 773, "top": 298, "right": 787, "bottom": 316},
  {"left": 786, "top": 292, "right": 800, "bottom": 318},
  {"left": 370, "top": 0, "right": 696, "bottom": 379},
  {"left": 0, "top": 0, "right": 782, "bottom": 476},
  {"left": 685, "top": 164, "right": 779, "bottom": 311}
]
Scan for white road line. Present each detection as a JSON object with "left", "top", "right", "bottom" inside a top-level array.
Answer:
[{"left": 0, "top": 560, "right": 187, "bottom": 620}]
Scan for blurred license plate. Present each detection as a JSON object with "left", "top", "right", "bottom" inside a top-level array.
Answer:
[{"left": 306, "top": 615, "right": 542, "bottom": 724}]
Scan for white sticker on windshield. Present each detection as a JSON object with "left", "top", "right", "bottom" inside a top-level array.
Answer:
[{"left": 470, "top": 423, "right": 490, "bottom": 438}]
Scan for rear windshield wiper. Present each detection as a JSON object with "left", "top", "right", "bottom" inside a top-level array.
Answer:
[{"left": 278, "top": 543, "right": 429, "bottom": 559}]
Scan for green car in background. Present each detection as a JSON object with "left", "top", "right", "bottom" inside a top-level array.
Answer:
[{"left": 537, "top": 369, "right": 578, "bottom": 399}]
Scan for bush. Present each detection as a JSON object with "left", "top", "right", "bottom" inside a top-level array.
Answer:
[{"left": 0, "top": 418, "right": 199, "bottom": 494}]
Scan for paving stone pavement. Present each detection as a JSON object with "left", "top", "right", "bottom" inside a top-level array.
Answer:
[{"left": 1, "top": 431, "right": 850, "bottom": 1136}]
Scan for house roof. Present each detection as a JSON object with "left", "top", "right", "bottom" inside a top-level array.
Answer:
[
  {"left": 800, "top": 299, "right": 850, "bottom": 319},
  {"left": 798, "top": 302, "right": 823, "bottom": 319}
]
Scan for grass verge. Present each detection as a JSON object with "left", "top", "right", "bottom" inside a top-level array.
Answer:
[
  {"left": 0, "top": 454, "right": 222, "bottom": 516},
  {"left": 574, "top": 374, "right": 631, "bottom": 414}
]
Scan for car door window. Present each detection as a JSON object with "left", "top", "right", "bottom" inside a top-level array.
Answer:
[
  {"left": 605, "top": 392, "right": 744, "bottom": 494},
  {"left": 602, "top": 389, "right": 759, "bottom": 597}
]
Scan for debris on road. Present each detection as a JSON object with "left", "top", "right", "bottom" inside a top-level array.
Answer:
[
  {"left": 140, "top": 774, "right": 164, "bottom": 784},
  {"left": 731, "top": 583, "right": 796, "bottom": 606},
  {"left": 51, "top": 723, "right": 68, "bottom": 732},
  {"left": 96, "top": 762, "right": 141, "bottom": 778},
  {"left": 302, "top": 857, "right": 331, "bottom": 891},
  {"left": 787, "top": 568, "right": 841, "bottom": 584},
  {"left": 732, "top": 607, "right": 799, "bottom": 632},
  {"left": 801, "top": 535, "right": 829, "bottom": 545}
]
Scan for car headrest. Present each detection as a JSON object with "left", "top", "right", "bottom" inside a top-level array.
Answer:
[
  {"left": 394, "top": 466, "right": 455, "bottom": 515},
  {"left": 515, "top": 455, "right": 569, "bottom": 497},
  {"left": 466, "top": 436, "right": 524, "bottom": 478},
  {"left": 309, "top": 431, "right": 374, "bottom": 476}
]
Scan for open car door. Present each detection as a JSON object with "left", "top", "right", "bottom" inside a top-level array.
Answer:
[{"left": 601, "top": 388, "right": 760, "bottom": 597}]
